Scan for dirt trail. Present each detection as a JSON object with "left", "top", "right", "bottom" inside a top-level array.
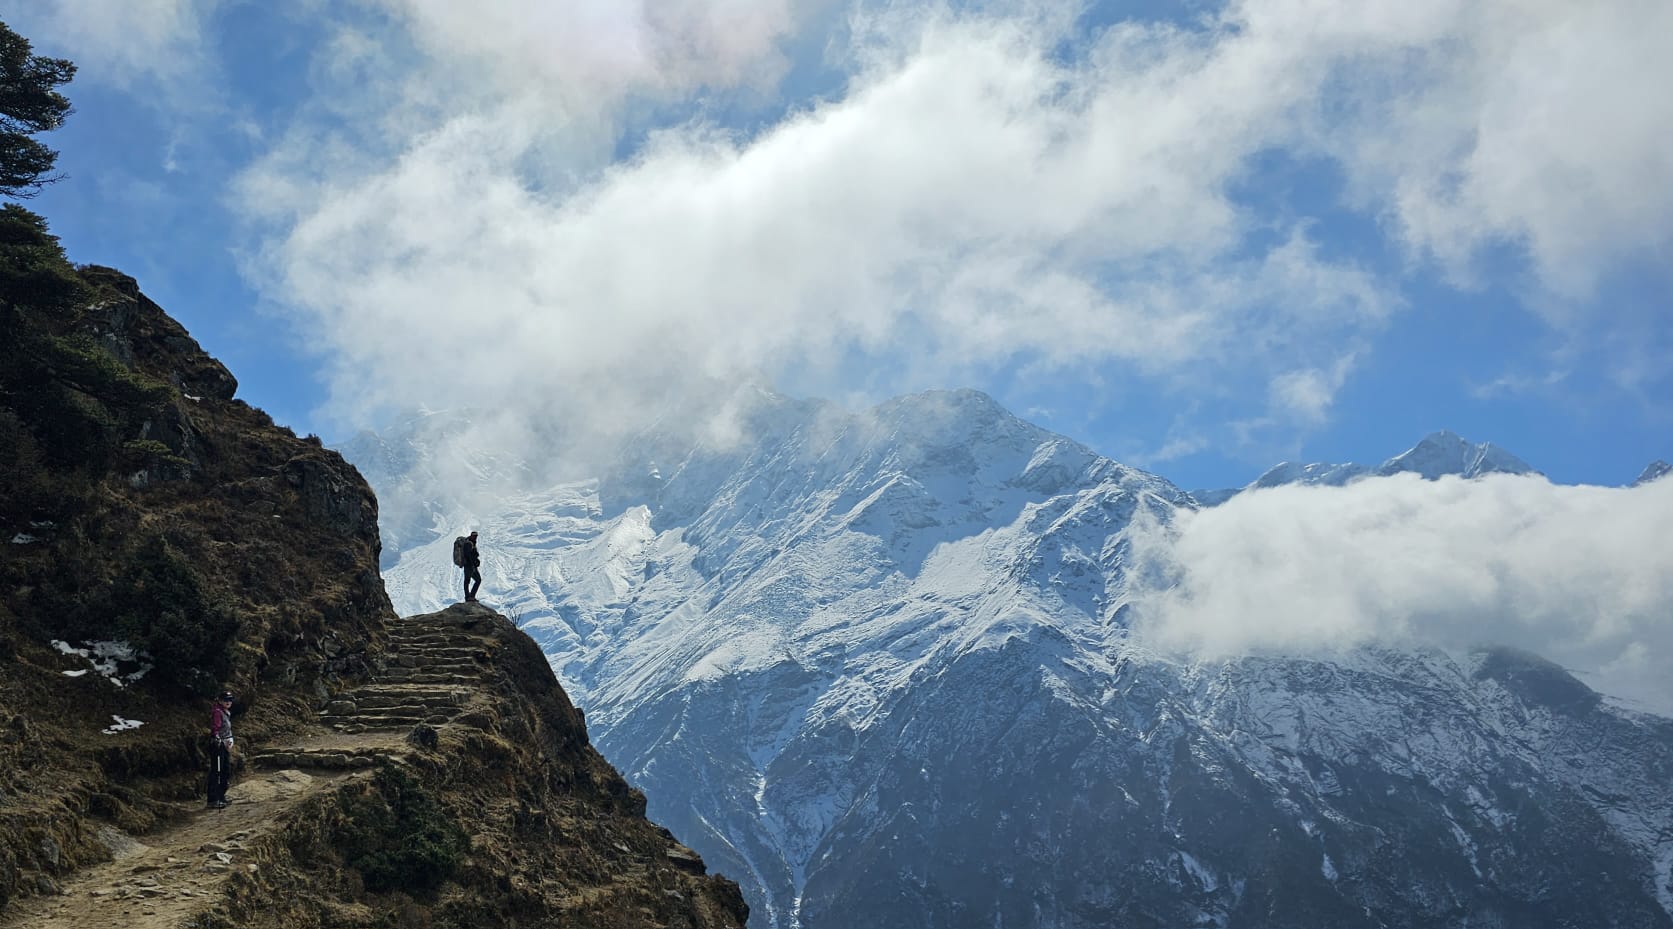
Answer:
[
  {"left": 2, "top": 612, "right": 495, "bottom": 928},
  {"left": 0, "top": 743, "right": 367, "bottom": 929}
]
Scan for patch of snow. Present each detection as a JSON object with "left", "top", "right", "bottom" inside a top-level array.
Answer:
[
  {"left": 52, "top": 639, "right": 152, "bottom": 687},
  {"left": 61, "top": 669, "right": 88, "bottom": 677},
  {"left": 1445, "top": 812, "right": 1483, "bottom": 879},
  {"left": 1321, "top": 851, "right": 1338, "bottom": 882},
  {"left": 184, "top": 393, "right": 202, "bottom": 402},
  {"left": 1177, "top": 850, "right": 1219, "bottom": 892},
  {"left": 102, "top": 716, "right": 144, "bottom": 734},
  {"left": 1655, "top": 846, "right": 1673, "bottom": 916},
  {"left": 10, "top": 533, "right": 38, "bottom": 544}
]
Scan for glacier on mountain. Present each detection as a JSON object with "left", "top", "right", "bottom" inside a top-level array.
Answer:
[{"left": 349, "top": 390, "right": 1673, "bottom": 929}]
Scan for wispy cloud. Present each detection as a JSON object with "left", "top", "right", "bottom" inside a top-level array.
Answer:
[
  {"left": 1470, "top": 367, "right": 1569, "bottom": 400},
  {"left": 1128, "top": 473, "right": 1673, "bottom": 713},
  {"left": 11, "top": 0, "right": 222, "bottom": 87},
  {"left": 1270, "top": 354, "right": 1358, "bottom": 426}
]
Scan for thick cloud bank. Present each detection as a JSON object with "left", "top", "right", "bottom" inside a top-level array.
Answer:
[
  {"left": 231, "top": 0, "right": 1673, "bottom": 448},
  {"left": 1129, "top": 474, "right": 1673, "bottom": 713}
]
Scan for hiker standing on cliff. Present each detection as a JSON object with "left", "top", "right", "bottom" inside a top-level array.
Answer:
[
  {"left": 206, "top": 690, "right": 234, "bottom": 810},
  {"left": 454, "top": 530, "right": 482, "bottom": 603}
]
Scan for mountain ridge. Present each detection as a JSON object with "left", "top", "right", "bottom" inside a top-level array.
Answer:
[
  {"left": 361, "top": 390, "right": 1673, "bottom": 928},
  {"left": 1192, "top": 428, "right": 1542, "bottom": 504}
]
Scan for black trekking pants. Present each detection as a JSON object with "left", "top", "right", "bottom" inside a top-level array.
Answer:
[
  {"left": 464, "top": 565, "right": 482, "bottom": 600},
  {"left": 207, "top": 741, "right": 231, "bottom": 803}
]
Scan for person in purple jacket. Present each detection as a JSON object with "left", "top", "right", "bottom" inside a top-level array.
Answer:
[{"left": 206, "top": 690, "right": 234, "bottom": 810}]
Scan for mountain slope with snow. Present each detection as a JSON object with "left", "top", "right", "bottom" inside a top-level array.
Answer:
[{"left": 357, "top": 391, "right": 1673, "bottom": 929}]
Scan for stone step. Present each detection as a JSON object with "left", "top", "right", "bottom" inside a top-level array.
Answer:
[
  {"left": 389, "top": 620, "right": 487, "bottom": 632},
  {"left": 344, "top": 692, "right": 467, "bottom": 710},
  {"left": 349, "top": 684, "right": 470, "bottom": 700},
  {"left": 251, "top": 749, "right": 406, "bottom": 770},
  {"left": 326, "top": 718, "right": 434, "bottom": 732},
  {"left": 317, "top": 716, "right": 451, "bottom": 729},
  {"left": 388, "top": 646, "right": 488, "bottom": 660},
  {"left": 323, "top": 702, "right": 456, "bottom": 717},
  {"left": 381, "top": 670, "right": 482, "bottom": 684},
  {"left": 327, "top": 717, "right": 456, "bottom": 734},
  {"left": 388, "top": 644, "right": 483, "bottom": 657},
  {"left": 383, "top": 667, "right": 480, "bottom": 680},
  {"left": 391, "top": 632, "right": 488, "bottom": 646},
  {"left": 384, "top": 655, "right": 486, "bottom": 668},
  {"left": 387, "top": 632, "right": 489, "bottom": 644}
]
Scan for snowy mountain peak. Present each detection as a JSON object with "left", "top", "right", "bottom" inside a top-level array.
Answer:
[
  {"left": 1382, "top": 430, "right": 1537, "bottom": 480},
  {"left": 1634, "top": 460, "right": 1671, "bottom": 486},
  {"left": 874, "top": 388, "right": 1041, "bottom": 449}
]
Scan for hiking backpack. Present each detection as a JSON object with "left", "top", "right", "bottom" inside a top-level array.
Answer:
[{"left": 452, "top": 535, "right": 468, "bottom": 567}]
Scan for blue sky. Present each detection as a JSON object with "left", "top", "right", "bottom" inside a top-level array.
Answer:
[{"left": 10, "top": 0, "right": 1670, "bottom": 491}]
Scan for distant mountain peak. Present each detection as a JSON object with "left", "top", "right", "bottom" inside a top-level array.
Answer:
[
  {"left": 1193, "top": 430, "right": 1540, "bottom": 505},
  {"left": 1381, "top": 430, "right": 1536, "bottom": 480},
  {"left": 1634, "top": 460, "right": 1671, "bottom": 486},
  {"left": 1248, "top": 459, "right": 1370, "bottom": 490},
  {"left": 878, "top": 387, "right": 1010, "bottom": 423}
]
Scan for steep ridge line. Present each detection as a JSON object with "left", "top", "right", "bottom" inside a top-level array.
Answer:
[{"left": 0, "top": 252, "right": 747, "bottom": 925}]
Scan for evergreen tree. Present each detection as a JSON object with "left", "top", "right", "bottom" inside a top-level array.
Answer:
[{"left": 0, "top": 20, "right": 75, "bottom": 199}]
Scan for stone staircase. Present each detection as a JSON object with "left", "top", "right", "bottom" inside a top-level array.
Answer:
[{"left": 250, "top": 612, "right": 495, "bottom": 771}]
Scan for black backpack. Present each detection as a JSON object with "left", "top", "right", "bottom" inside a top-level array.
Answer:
[{"left": 452, "top": 536, "right": 469, "bottom": 567}]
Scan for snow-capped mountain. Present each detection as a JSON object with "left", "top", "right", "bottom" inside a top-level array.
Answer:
[
  {"left": 1192, "top": 429, "right": 1538, "bottom": 505},
  {"left": 351, "top": 391, "right": 1673, "bottom": 929},
  {"left": 1636, "top": 460, "right": 1671, "bottom": 486}
]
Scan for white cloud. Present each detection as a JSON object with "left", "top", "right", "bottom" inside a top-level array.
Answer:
[
  {"left": 11, "top": 0, "right": 220, "bottom": 85},
  {"left": 238, "top": 5, "right": 1388, "bottom": 447},
  {"left": 1469, "top": 367, "right": 1569, "bottom": 400},
  {"left": 1319, "top": 0, "right": 1673, "bottom": 300},
  {"left": 232, "top": 0, "right": 1673, "bottom": 452},
  {"left": 372, "top": 0, "right": 805, "bottom": 107},
  {"left": 1128, "top": 473, "right": 1673, "bottom": 713},
  {"left": 1142, "top": 432, "right": 1210, "bottom": 465},
  {"left": 1270, "top": 354, "right": 1357, "bottom": 425}
]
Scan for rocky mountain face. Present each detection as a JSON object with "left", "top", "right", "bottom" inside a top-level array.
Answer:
[
  {"left": 1191, "top": 429, "right": 1539, "bottom": 504},
  {"left": 0, "top": 223, "right": 745, "bottom": 927},
  {"left": 364, "top": 389, "right": 1673, "bottom": 929}
]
